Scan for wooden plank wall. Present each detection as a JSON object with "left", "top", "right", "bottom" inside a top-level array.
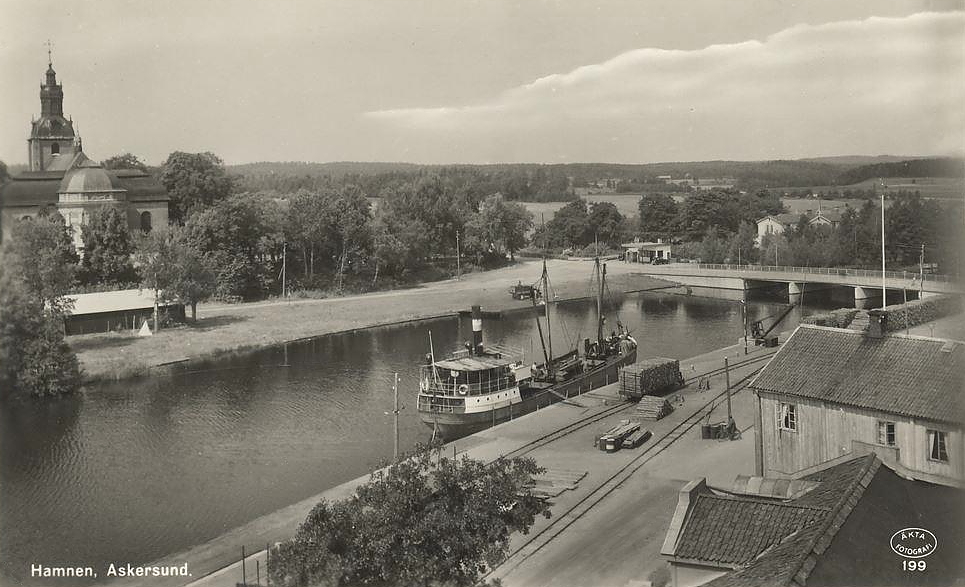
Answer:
[{"left": 758, "top": 393, "right": 963, "bottom": 484}]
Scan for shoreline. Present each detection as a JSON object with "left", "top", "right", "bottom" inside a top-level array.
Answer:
[
  {"left": 69, "top": 259, "right": 676, "bottom": 385},
  {"left": 103, "top": 337, "right": 773, "bottom": 587}
]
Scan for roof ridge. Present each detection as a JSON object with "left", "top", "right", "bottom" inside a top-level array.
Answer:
[
  {"left": 787, "top": 454, "right": 881, "bottom": 586},
  {"left": 700, "top": 491, "right": 831, "bottom": 512}
]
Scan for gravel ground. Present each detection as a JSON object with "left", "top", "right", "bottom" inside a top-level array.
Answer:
[{"left": 70, "top": 258, "right": 671, "bottom": 383}]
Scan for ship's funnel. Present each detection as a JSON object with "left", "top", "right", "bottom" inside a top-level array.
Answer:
[{"left": 471, "top": 305, "right": 483, "bottom": 354}]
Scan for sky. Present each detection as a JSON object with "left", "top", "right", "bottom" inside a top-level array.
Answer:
[{"left": 1, "top": 0, "right": 963, "bottom": 166}]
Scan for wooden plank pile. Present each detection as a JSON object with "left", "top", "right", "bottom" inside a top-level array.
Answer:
[
  {"left": 595, "top": 419, "right": 641, "bottom": 452},
  {"left": 529, "top": 469, "right": 587, "bottom": 499},
  {"left": 619, "top": 358, "right": 684, "bottom": 399},
  {"left": 636, "top": 395, "right": 674, "bottom": 420}
]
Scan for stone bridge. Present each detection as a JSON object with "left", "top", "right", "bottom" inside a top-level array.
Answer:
[{"left": 633, "top": 263, "right": 961, "bottom": 306}]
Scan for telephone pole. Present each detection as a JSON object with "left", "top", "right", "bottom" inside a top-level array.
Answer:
[{"left": 456, "top": 230, "right": 461, "bottom": 280}]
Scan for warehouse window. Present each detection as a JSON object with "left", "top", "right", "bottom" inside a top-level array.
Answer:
[
  {"left": 779, "top": 403, "right": 796, "bottom": 432},
  {"left": 877, "top": 421, "right": 896, "bottom": 446},
  {"left": 928, "top": 430, "right": 948, "bottom": 462}
]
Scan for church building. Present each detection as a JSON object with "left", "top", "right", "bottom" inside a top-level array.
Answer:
[{"left": 0, "top": 56, "right": 169, "bottom": 247}]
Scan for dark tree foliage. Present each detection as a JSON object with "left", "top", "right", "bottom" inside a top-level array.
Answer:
[
  {"left": 533, "top": 199, "right": 591, "bottom": 249},
  {"left": 102, "top": 152, "right": 149, "bottom": 173},
  {"left": 134, "top": 226, "right": 216, "bottom": 322},
  {"left": 0, "top": 159, "right": 9, "bottom": 183},
  {"left": 3, "top": 213, "right": 78, "bottom": 310},
  {"left": 463, "top": 193, "right": 534, "bottom": 262},
  {"left": 269, "top": 446, "right": 550, "bottom": 587},
  {"left": 0, "top": 220, "right": 82, "bottom": 399},
  {"left": 160, "top": 151, "right": 234, "bottom": 222},
  {"left": 185, "top": 193, "right": 284, "bottom": 300},
  {"left": 638, "top": 194, "right": 679, "bottom": 241},
  {"left": 80, "top": 206, "right": 137, "bottom": 286},
  {"left": 586, "top": 201, "right": 626, "bottom": 248}
]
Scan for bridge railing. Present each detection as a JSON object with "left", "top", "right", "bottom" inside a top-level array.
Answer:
[{"left": 688, "top": 263, "right": 954, "bottom": 283}]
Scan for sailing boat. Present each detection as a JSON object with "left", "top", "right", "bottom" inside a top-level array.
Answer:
[{"left": 416, "top": 259, "right": 638, "bottom": 439}]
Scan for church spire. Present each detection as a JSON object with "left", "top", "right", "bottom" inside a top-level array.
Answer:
[{"left": 40, "top": 41, "right": 64, "bottom": 117}]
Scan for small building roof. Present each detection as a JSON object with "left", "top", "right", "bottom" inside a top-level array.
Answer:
[
  {"left": 671, "top": 490, "right": 826, "bottom": 568},
  {"left": 620, "top": 240, "right": 671, "bottom": 250},
  {"left": 434, "top": 354, "right": 513, "bottom": 372},
  {"left": 66, "top": 289, "right": 172, "bottom": 316},
  {"left": 681, "top": 455, "right": 965, "bottom": 587},
  {"left": 750, "top": 325, "right": 964, "bottom": 425},
  {"left": 757, "top": 213, "right": 803, "bottom": 226}
]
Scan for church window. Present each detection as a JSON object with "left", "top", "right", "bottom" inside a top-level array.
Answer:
[
  {"left": 140, "top": 211, "right": 152, "bottom": 232},
  {"left": 51, "top": 142, "right": 60, "bottom": 155}
]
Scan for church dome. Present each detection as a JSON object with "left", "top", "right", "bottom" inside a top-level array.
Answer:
[{"left": 59, "top": 166, "right": 125, "bottom": 194}]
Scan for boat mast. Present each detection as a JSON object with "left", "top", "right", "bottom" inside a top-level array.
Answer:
[
  {"left": 596, "top": 257, "right": 604, "bottom": 347},
  {"left": 543, "top": 259, "right": 552, "bottom": 365}
]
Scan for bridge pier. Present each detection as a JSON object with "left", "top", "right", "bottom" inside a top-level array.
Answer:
[{"left": 853, "top": 286, "right": 882, "bottom": 309}]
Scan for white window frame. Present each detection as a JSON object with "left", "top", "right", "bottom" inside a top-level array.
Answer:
[
  {"left": 778, "top": 402, "right": 797, "bottom": 432},
  {"left": 927, "top": 429, "right": 948, "bottom": 463},
  {"left": 877, "top": 421, "right": 896, "bottom": 446}
]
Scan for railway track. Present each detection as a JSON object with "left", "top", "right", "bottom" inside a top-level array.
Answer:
[
  {"left": 500, "top": 349, "right": 775, "bottom": 461},
  {"left": 484, "top": 357, "right": 770, "bottom": 582}
]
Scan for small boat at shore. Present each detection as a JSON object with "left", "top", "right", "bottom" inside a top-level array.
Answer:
[{"left": 417, "top": 259, "right": 637, "bottom": 439}]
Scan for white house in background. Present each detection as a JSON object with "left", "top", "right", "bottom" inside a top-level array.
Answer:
[
  {"left": 620, "top": 239, "right": 672, "bottom": 263},
  {"left": 755, "top": 213, "right": 802, "bottom": 245}
]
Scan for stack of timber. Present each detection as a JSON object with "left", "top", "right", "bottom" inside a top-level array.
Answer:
[
  {"left": 597, "top": 420, "right": 641, "bottom": 452},
  {"left": 636, "top": 395, "right": 674, "bottom": 420},
  {"left": 619, "top": 358, "right": 684, "bottom": 400},
  {"left": 529, "top": 469, "right": 587, "bottom": 499}
]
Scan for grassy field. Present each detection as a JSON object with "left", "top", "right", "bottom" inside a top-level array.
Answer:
[
  {"left": 70, "top": 259, "right": 669, "bottom": 384},
  {"left": 522, "top": 194, "right": 643, "bottom": 224},
  {"left": 772, "top": 177, "right": 964, "bottom": 201}
]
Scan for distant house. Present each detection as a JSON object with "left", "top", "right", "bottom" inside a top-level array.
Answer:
[
  {"left": 64, "top": 289, "right": 185, "bottom": 335},
  {"left": 806, "top": 208, "right": 843, "bottom": 229},
  {"left": 755, "top": 213, "right": 802, "bottom": 245},
  {"left": 661, "top": 454, "right": 965, "bottom": 587},
  {"left": 750, "top": 321, "right": 964, "bottom": 487},
  {"left": 620, "top": 239, "right": 672, "bottom": 263}
]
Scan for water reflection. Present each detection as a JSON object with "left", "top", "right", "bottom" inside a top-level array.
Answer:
[{"left": 0, "top": 290, "right": 839, "bottom": 585}]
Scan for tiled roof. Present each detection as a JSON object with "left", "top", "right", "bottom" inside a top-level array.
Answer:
[
  {"left": 693, "top": 455, "right": 879, "bottom": 587},
  {"left": 751, "top": 325, "right": 964, "bottom": 425},
  {"left": 700, "top": 454, "right": 965, "bottom": 587},
  {"left": 673, "top": 492, "right": 826, "bottom": 566}
]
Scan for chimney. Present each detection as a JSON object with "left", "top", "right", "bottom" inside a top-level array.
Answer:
[
  {"left": 471, "top": 305, "right": 484, "bottom": 354},
  {"left": 867, "top": 310, "right": 888, "bottom": 339}
]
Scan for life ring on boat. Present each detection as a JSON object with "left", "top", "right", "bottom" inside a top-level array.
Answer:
[
  {"left": 419, "top": 379, "right": 428, "bottom": 392},
  {"left": 457, "top": 384, "right": 470, "bottom": 395}
]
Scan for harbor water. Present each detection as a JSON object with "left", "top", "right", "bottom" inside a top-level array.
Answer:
[{"left": 0, "top": 289, "right": 838, "bottom": 586}]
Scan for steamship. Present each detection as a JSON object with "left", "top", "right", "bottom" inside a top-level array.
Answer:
[{"left": 416, "top": 259, "right": 637, "bottom": 439}]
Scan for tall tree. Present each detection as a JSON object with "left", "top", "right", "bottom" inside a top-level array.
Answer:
[
  {"left": 135, "top": 226, "right": 216, "bottom": 322},
  {"left": 0, "top": 221, "right": 82, "bottom": 399},
  {"left": 587, "top": 201, "right": 625, "bottom": 247},
  {"left": 269, "top": 446, "right": 550, "bottom": 587},
  {"left": 81, "top": 206, "right": 137, "bottom": 286},
  {"left": 638, "top": 193, "right": 678, "bottom": 240},
  {"left": 102, "top": 153, "right": 149, "bottom": 173},
  {"left": 160, "top": 151, "right": 234, "bottom": 222},
  {"left": 3, "top": 213, "right": 78, "bottom": 311},
  {"left": 464, "top": 193, "right": 533, "bottom": 262},
  {"left": 185, "top": 193, "right": 284, "bottom": 300}
]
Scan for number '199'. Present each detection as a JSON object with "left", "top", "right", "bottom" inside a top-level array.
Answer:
[{"left": 903, "top": 560, "right": 926, "bottom": 571}]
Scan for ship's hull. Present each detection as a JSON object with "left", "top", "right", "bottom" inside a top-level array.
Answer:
[{"left": 419, "top": 347, "right": 637, "bottom": 440}]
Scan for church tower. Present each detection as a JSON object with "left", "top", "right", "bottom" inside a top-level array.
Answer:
[{"left": 28, "top": 45, "right": 80, "bottom": 171}]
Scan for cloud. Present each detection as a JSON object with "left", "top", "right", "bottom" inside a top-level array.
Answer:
[{"left": 366, "top": 12, "right": 965, "bottom": 162}]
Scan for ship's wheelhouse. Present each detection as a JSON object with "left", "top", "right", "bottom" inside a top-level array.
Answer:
[{"left": 420, "top": 354, "right": 517, "bottom": 397}]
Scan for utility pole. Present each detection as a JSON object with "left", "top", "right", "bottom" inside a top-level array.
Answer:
[
  {"left": 391, "top": 373, "right": 401, "bottom": 460},
  {"left": 919, "top": 243, "right": 925, "bottom": 299},
  {"left": 880, "top": 181, "right": 887, "bottom": 309},
  {"left": 153, "top": 271, "right": 159, "bottom": 334},
  {"left": 281, "top": 241, "right": 287, "bottom": 299},
  {"left": 456, "top": 230, "right": 461, "bottom": 280},
  {"left": 724, "top": 357, "right": 733, "bottom": 430},
  {"left": 740, "top": 299, "right": 748, "bottom": 355}
]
